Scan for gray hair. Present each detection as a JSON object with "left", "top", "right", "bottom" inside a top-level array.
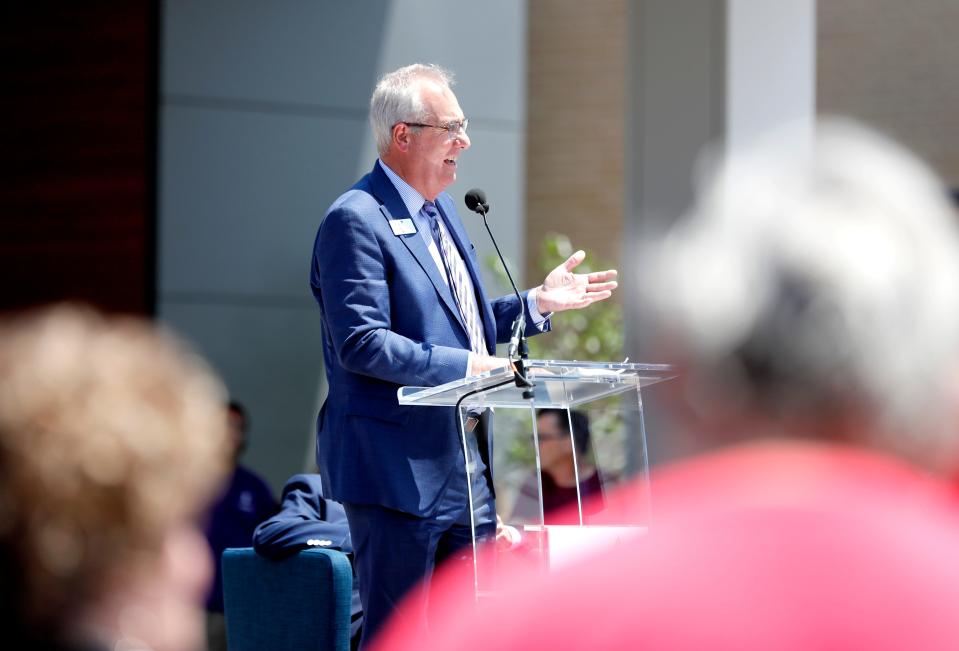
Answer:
[
  {"left": 643, "top": 118, "right": 959, "bottom": 468},
  {"left": 370, "top": 63, "right": 454, "bottom": 155}
]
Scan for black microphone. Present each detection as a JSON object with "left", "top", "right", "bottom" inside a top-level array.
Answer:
[
  {"left": 464, "top": 188, "right": 490, "bottom": 215},
  {"left": 465, "top": 189, "right": 533, "bottom": 391}
]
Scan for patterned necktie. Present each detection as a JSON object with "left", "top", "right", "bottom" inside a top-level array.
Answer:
[{"left": 423, "top": 201, "right": 488, "bottom": 356}]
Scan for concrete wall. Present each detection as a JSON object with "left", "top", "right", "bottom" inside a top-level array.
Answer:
[{"left": 158, "top": 0, "right": 527, "bottom": 492}]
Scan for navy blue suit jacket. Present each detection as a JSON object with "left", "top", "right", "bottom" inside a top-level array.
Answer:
[
  {"left": 253, "top": 474, "right": 352, "bottom": 558},
  {"left": 310, "top": 161, "right": 543, "bottom": 517}
]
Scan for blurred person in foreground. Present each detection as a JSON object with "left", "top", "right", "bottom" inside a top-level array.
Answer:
[
  {"left": 509, "top": 409, "right": 604, "bottom": 525},
  {"left": 203, "top": 401, "right": 277, "bottom": 651},
  {"left": 374, "top": 119, "right": 959, "bottom": 651},
  {"left": 0, "top": 305, "right": 231, "bottom": 651}
]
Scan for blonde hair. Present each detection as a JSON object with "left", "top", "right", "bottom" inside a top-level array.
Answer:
[{"left": 0, "top": 305, "right": 231, "bottom": 638}]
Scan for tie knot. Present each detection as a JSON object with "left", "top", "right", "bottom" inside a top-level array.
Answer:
[{"left": 423, "top": 201, "right": 438, "bottom": 218}]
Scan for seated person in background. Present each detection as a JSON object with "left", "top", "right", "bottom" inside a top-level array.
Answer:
[
  {"left": 0, "top": 305, "right": 231, "bottom": 651},
  {"left": 253, "top": 473, "right": 363, "bottom": 648},
  {"left": 203, "top": 401, "right": 278, "bottom": 651},
  {"left": 509, "top": 409, "right": 604, "bottom": 524}
]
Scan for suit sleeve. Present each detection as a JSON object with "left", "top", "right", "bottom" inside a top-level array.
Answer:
[
  {"left": 315, "top": 204, "right": 470, "bottom": 386},
  {"left": 252, "top": 493, "right": 353, "bottom": 559},
  {"left": 489, "top": 291, "right": 552, "bottom": 345}
]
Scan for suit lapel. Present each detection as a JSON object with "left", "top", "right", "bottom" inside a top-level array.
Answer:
[{"left": 368, "top": 163, "right": 468, "bottom": 336}]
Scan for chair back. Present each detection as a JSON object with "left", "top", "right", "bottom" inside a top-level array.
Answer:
[{"left": 222, "top": 547, "right": 353, "bottom": 651}]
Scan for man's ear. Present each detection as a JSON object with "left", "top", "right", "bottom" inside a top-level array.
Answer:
[{"left": 392, "top": 123, "right": 411, "bottom": 152}]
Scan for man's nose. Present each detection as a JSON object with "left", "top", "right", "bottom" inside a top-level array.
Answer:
[{"left": 455, "top": 131, "right": 471, "bottom": 150}]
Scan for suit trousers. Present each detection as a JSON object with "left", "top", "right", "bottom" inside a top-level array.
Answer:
[{"left": 344, "top": 426, "right": 496, "bottom": 650}]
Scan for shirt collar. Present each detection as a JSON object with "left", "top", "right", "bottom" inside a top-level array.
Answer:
[{"left": 379, "top": 159, "right": 427, "bottom": 218}]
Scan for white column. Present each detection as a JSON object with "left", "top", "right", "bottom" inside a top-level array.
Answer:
[
  {"left": 624, "top": 0, "right": 816, "bottom": 465},
  {"left": 726, "top": 0, "right": 816, "bottom": 152}
]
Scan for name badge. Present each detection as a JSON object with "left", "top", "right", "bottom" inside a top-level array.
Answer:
[{"left": 389, "top": 219, "right": 416, "bottom": 236}]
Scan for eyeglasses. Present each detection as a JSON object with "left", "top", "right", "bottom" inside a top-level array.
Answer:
[{"left": 402, "top": 118, "right": 469, "bottom": 140}]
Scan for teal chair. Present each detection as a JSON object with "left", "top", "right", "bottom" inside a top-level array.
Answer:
[{"left": 222, "top": 547, "right": 353, "bottom": 651}]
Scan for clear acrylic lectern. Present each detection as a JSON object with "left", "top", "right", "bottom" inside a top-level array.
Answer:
[{"left": 398, "top": 359, "right": 675, "bottom": 598}]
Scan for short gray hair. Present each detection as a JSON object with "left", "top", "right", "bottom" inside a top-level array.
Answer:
[
  {"left": 643, "top": 118, "right": 959, "bottom": 469},
  {"left": 370, "top": 63, "right": 455, "bottom": 155}
]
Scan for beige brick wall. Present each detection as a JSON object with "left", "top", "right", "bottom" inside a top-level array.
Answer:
[
  {"left": 818, "top": 0, "right": 959, "bottom": 187},
  {"left": 525, "top": 0, "right": 627, "bottom": 283}
]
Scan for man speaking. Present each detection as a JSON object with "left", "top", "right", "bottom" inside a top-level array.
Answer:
[{"left": 310, "top": 63, "right": 616, "bottom": 647}]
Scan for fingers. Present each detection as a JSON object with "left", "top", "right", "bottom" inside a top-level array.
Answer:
[
  {"left": 569, "top": 291, "right": 613, "bottom": 310},
  {"left": 586, "top": 280, "right": 618, "bottom": 293},
  {"left": 580, "top": 289, "right": 614, "bottom": 306},
  {"left": 469, "top": 355, "right": 509, "bottom": 376},
  {"left": 562, "top": 250, "right": 587, "bottom": 272},
  {"left": 549, "top": 290, "right": 614, "bottom": 313},
  {"left": 586, "top": 269, "right": 618, "bottom": 283},
  {"left": 586, "top": 290, "right": 613, "bottom": 303}
]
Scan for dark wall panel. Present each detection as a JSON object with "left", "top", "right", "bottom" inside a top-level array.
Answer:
[{"left": 0, "top": 3, "right": 155, "bottom": 314}]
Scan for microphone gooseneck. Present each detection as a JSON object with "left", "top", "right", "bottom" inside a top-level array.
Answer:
[{"left": 464, "top": 188, "right": 533, "bottom": 393}]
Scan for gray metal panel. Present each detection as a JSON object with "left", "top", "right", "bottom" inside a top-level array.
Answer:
[
  {"left": 158, "top": 300, "right": 326, "bottom": 493},
  {"left": 158, "top": 105, "right": 372, "bottom": 298},
  {"left": 162, "top": 0, "right": 389, "bottom": 111},
  {"left": 162, "top": 0, "right": 526, "bottom": 124}
]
